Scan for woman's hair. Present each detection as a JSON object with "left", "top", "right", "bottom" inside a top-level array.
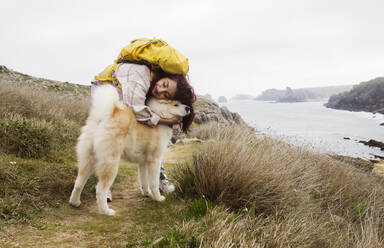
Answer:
[{"left": 147, "top": 68, "right": 196, "bottom": 133}]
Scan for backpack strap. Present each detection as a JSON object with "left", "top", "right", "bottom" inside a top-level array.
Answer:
[{"left": 93, "top": 64, "right": 121, "bottom": 88}]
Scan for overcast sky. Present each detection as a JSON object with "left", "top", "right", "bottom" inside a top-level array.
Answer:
[{"left": 1, "top": 0, "right": 383, "bottom": 99}]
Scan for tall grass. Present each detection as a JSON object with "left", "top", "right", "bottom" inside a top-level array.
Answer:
[
  {"left": 173, "top": 123, "right": 384, "bottom": 247},
  {"left": 0, "top": 81, "right": 89, "bottom": 161},
  {"left": 0, "top": 81, "right": 92, "bottom": 224}
]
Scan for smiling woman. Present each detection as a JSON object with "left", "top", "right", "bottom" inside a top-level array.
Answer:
[
  {"left": 147, "top": 69, "right": 196, "bottom": 132},
  {"left": 152, "top": 78, "right": 177, "bottom": 100},
  {"left": 90, "top": 39, "right": 196, "bottom": 195}
]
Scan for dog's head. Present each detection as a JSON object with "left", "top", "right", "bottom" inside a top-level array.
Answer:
[{"left": 147, "top": 99, "right": 191, "bottom": 119}]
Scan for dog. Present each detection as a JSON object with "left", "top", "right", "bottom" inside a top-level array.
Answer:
[{"left": 69, "top": 85, "right": 190, "bottom": 215}]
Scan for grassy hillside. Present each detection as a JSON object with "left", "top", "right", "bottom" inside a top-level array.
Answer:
[
  {"left": 1, "top": 66, "right": 384, "bottom": 247},
  {"left": 0, "top": 66, "right": 92, "bottom": 226}
]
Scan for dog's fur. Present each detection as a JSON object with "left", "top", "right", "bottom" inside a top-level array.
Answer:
[{"left": 69, "top": 85, "right": 190, "bottom": 215}]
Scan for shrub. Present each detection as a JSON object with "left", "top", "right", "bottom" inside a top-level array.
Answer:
[
  {"left": 174, "top": 124, "right": 384, "bottom": 246},
  {"left": 0, "top": 119, "right": 50, "bottom": 159},
  {"left": 174, "top": 126, "right": 298, "bottom": 215}
]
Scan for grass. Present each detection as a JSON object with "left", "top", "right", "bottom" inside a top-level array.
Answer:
[
  {"left": 1, "top": 69, "right": 384, "bottom": 247},
  {"left": 0, "top": 152, "right": 99, "bottom": 227},
  {"left": 0, "top": 80, "right": 90, "bottom": 226},
  {"left": 172, "top": 123, "right": 384, "bottom": 247},
  {"left": 0, "top": 119, "right": 51, "bottom": 159}
]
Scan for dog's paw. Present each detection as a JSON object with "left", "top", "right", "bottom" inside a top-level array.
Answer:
[
  {"left": 106, "top": 208, "right": 116, "bottom": 216},
  {"left": 100, "top": 208, "right": 116, "bottom": 216},
  {"left": 141, "top": 188, "right": 152, "bottom": 198},
  {"left": 69, "top": 199, "right": 81, "bottom": 208},
  {"left": 155, "top": 195, "right": 166, "bottom": 202}
]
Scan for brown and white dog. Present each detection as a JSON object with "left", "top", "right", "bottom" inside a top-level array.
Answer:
[{"left": 69, "top": 85, "right": 190, "bottom": 215}]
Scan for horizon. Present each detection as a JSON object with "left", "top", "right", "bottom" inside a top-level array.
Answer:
[
  {"left": 1, "top": 0, "right": 383, "bottom": 100},
  {"left": 0, "top": 63, "right": 375, "bottom": 101}
]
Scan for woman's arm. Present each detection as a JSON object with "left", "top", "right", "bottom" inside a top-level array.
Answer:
[
  {"left": 158, "top": 116, "right": 182, "bottom": 125},
  {"left": 116, "top": 63, "right": 182, "bottom": 127},
  {"left": 116, "top": 63, "right": 161, "bottom": 126}
]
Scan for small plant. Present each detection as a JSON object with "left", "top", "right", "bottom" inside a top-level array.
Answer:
[
  {"left": 184, "top": 199, "right": 211, "bottom": 220},
  {"left": 154, "top": 227, "right": 199, "bottom": 248},
  {"left": 0, "top": 119, "right": 50, "bottom": 158}
]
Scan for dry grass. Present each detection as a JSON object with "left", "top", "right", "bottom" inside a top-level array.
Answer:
[
  {"left": 0, "top": 81, "right": 89, "bottom": 161},
  {"left": 2, "top": 75, "right": 384, "bottom": 246},
  {"left": 0, "top": 80, "right": 89, "bottom": 124},
  {"left": 0, "top": 81, "right": 92, "bottom": 224},
  {"left": 173, "top": 123, "right": 384, "bottom": 247},
  {"left": 187, "top": 122, "right": 224, "bottom": 140}
]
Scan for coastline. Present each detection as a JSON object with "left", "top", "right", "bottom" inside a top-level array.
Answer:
[{"left": 221, "top": 99, "right": 384, "bottom": 165}]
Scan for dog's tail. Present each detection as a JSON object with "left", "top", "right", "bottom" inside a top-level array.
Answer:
[{"left": 90, "top": 85, "right": 122, "bottom": 121}]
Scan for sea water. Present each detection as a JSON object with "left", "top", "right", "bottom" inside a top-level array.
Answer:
[{"left": 222, "top": 100, "right": 384, "bottom": 160}]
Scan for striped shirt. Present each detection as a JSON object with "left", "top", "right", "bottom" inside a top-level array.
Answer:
[{"left": 115, "top": 63, "right": 160, "bottom": 126}]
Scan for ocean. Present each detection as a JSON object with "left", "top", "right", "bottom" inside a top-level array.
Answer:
[{"left": 222, "top": 100, "right": 384, "bottom": 160}]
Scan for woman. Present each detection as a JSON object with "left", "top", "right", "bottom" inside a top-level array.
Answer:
[{"left": 91, "top": 62, "right": 196, "bottom": 194}]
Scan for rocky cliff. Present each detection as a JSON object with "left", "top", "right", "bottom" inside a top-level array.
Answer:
[
  {"left": 325, "top": 77, "right": 384, "bottom": 114},
  {"left": 194, "top": 97, "right": 246, "bottom": 126}
]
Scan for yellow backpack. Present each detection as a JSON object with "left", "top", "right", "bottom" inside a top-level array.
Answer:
[{"left": 94, "top": 38, "right": 189, "bottom": 88}]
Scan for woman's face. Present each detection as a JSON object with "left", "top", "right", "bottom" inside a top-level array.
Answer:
[{"left": 152, "top": 77, "right": 177, "bottom": 100}]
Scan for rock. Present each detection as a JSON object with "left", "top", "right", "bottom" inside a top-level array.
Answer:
[
  {"left": 173, "top": 96, "right": 250, "bottom": 143},
  {"left": 276, "top": 86, "right": 318, "bottom": 103},
  {"left": 193, "top": 97, "right": 247, "bottom": 126},
  {"left": 171, "top": 125, "right": 187, "bottom": 144},
  {"left": 218, "top": 96, "right": 227, "bottom": 103},
  {"left": 0, "top": 65, "right": 10, "bottom": 73},
  {"left": 220, "top": 106, "right": 234, "bottom": 122},
  {"left": 256, "top": 85, "right": 353, "bottom": 101},
  {"left": 372, "top": 154, "right": 384, "bottom": 160},
  {"left": 380, "top": 123, "right": 384, "bottom": 126},
  {"left": 198, "top": 94, "right": 213, "bottom": 101},
  {"left": 359, "top": 139, "right": 384, "bottom": 151},
  {"left": 232, "top": 112, "right": 246, "bottom": 125},
  {"left": 330, "top": 155, "right": 374, "bottom": 173},
  {"left": 325, "top": 77, "right": 384, "bottom": 114}
]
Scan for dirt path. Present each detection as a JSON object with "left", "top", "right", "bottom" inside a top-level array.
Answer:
[
  {"left": 0, "top": 143, "right": 199, "bottom": 247},
  {"left": 1, "top": 162, "right": 138, "bottom": 247}
]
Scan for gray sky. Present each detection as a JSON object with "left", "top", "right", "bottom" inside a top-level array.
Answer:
[{"left": 1, "top": 0, "right": 383, "bottom": 99}]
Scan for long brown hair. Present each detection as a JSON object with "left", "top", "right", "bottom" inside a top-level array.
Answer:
[{"left": 147, "top": 69, "right": 196, "bottom": 133}]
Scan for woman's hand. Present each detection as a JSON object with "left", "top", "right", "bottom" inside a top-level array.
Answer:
[{"left": 158, "top": 116, "right": 182, "bottom": 125}]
